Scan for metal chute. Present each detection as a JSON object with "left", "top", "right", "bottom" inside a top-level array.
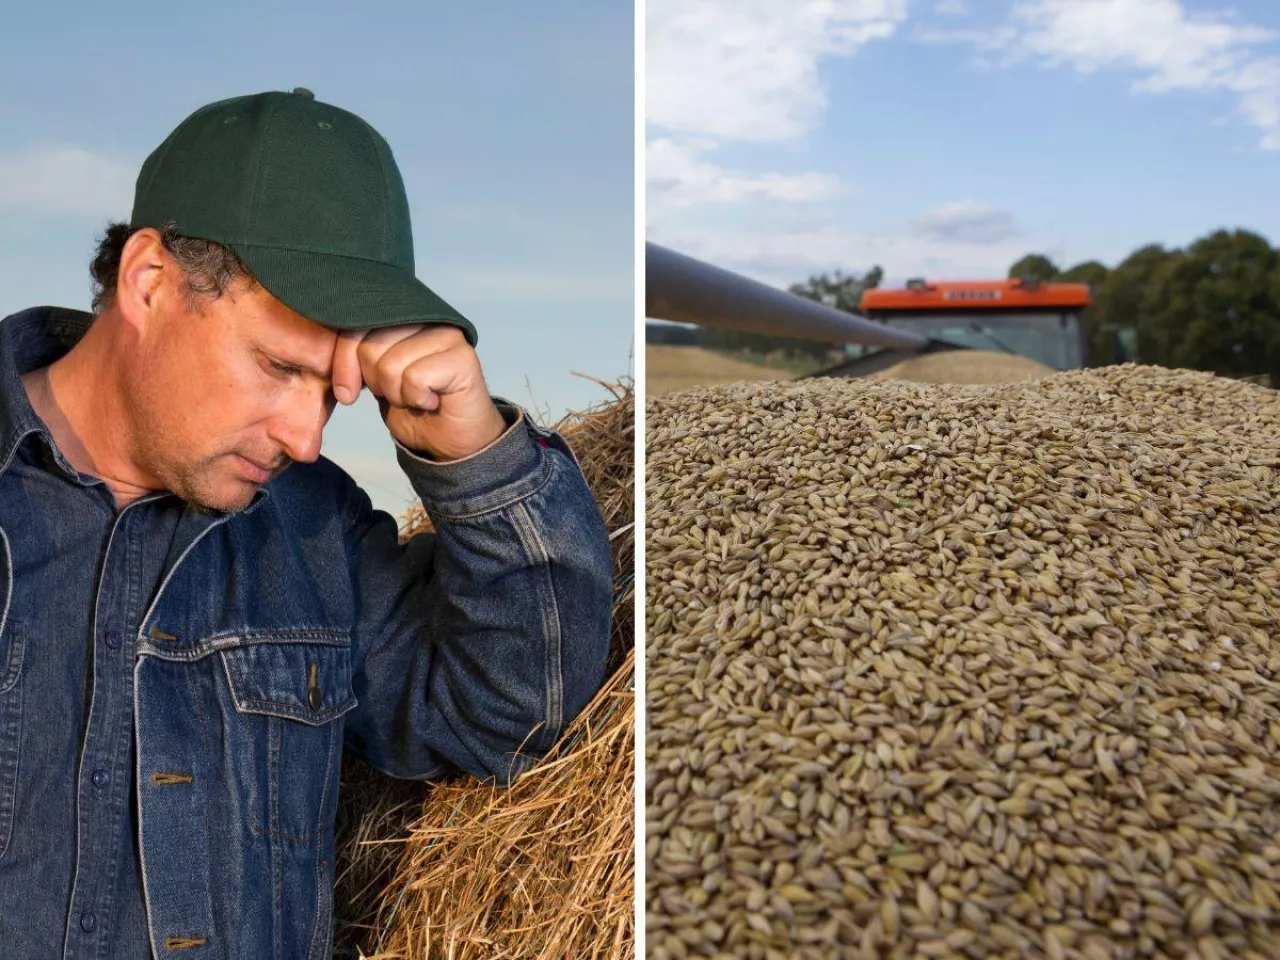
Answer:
[{"left": 645, "top": 242, "right": 929, "bottom": 352}]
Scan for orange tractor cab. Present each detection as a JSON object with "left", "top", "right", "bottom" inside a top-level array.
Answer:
[{"left": 857, "top": 276, "right": 1093, "bottom": 371}]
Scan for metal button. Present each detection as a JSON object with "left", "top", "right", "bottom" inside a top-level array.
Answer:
[
  {"left": 103, "top": 630, "right": 121, "bottom": 650},
  {"left": 91, "top": 769, "right": 110, "bottom": 788},
  {"left": 80, "top": 911, "right": 96, "bottom": 933},
  {"left": 307, "top": 686, "right": 323, "bottom": 711}
]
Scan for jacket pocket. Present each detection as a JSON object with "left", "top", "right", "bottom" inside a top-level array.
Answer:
[
  {"left": 0, "top": 618, "right": 26, "bottom": 861},
  {"left": 219, "top": 638, "right": 358, "bottom": 844}
]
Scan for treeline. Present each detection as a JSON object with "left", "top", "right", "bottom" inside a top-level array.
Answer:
[
  {"left": 1009, "top": 229, "right": 1280, "bottom": 384},
  {"left": 678, "top": 228, "right": 1280, "bottom": 384}
]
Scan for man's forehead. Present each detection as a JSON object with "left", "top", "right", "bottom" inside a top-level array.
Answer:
[{"left": 244, "top": 289, "right": 340, "bottom": 376}]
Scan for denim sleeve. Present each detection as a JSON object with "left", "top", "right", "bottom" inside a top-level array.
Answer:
[{"left": 340, "top": 403, "right": 613, "bottom": 785}]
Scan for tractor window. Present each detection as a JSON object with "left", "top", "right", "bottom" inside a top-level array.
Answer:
[{"left": 875, "top": 311, "right": 1084, "bottom": 370}]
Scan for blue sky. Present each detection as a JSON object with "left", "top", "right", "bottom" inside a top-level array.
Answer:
[
  {"left": 0, "top": 0, "right": 633, "bottom": 517},
  {"left": 647, "top": 0, "right": 1280, "bottom": 288}
]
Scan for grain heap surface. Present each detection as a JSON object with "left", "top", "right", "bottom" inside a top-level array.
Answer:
[
  {"left": 645, "top": 364, "right": 1280, "bottom": 959},
  {"left": 867, "top": 349, "right": 1055, "bottom": 385}
]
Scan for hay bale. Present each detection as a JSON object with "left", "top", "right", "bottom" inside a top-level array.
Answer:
[
  {"left": 865, "top": 349, "right": 1056, "bottom": 384},
  {"left": 334, "top": 383, "right": 635, "bottom": 959},
  {"left": 646, "top": 364, "right": 1280, "bottom": 958}
]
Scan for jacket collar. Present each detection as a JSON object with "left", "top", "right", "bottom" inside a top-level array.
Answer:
[{"left": 0, "top": 306, "right": 92, "bottom": 479}]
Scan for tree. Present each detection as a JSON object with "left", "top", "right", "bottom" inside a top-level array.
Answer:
[
  {"left": 1059, "top": 260, "right": 1110, "bottom": 288},
  {"left": 1055, "top": 260, "right": 1114, "bottom": 366},
  {"left": 1137, "top": 230, "right": 1280, "bottom": 382},
  {"left": 788, "top": 266, "right": 883, "bottom": 315},
  {"left": 1008, "top": 254, "right": 1060, "bottom": 280},
  {"left": 1089, "top": 245, "right": 1170, "bottom": 365}
]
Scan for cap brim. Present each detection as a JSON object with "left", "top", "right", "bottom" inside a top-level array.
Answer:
[{"left": 227, "top": 244, "right": 478, "bottom": 346}]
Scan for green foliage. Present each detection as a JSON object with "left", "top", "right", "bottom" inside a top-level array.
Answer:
[
  {"left": 1058, "top": 260, "right": 1114, "bottom": 364},
  {"left": 1136, "top": 230, "right": 1280, "bottom": 381},
  {"left": 788, "top": 267, "right": 883, "bottom": 314},
  {"left": 1058, "top": 260, "right": 1109, "bottom": 287},
  {"left": 1005, "top": 232, "right": 1280, "bottom": 382},
  {"left": 1008, "top": 254, "right": 1060, "bottom": 280}
]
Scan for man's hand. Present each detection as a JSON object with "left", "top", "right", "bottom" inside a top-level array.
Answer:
[{"left": 331, "top": 324, "right": 508, "bottom": 462}]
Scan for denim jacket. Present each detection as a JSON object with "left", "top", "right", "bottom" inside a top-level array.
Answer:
[{"left": 0, "top": 306, "right": 612, "bottom": 958}]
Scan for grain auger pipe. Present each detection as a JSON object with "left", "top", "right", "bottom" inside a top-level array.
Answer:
[{"left": 646, "top": 242, "right": 930, "bottom": 352}]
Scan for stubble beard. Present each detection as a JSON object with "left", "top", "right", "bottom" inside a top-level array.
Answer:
[{"left": 135, "top": 432, "right": 260, "bottom": 516}]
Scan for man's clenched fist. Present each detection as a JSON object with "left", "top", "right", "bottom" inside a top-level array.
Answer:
[{"left": 330, "top": 324, "right": 507, "bottom": 462}]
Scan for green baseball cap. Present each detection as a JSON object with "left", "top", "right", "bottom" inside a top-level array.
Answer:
[{"left": 130, "top": 87, "right": 477, "bottom": 345}]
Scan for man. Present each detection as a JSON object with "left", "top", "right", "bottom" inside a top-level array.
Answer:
[{"left": 0, "top": 88, "right": 612, "bottom": 958}]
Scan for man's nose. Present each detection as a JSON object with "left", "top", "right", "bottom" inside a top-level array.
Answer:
[{"left": 268, "top": 395, "right": 332, "bottom": 465}]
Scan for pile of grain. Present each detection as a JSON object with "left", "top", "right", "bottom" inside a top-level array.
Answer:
[
  {"left": 866, "top": 349, "right": 1055, "bottom": 384},
  {"left": 646, "top": 364, "right": 1280, "bottom": 959},
  {"left": 648, "top": 344, "right": 792, "bottom": 396},
  {"left": 333, "top": 383, "right": 635, "bottom": 960}
]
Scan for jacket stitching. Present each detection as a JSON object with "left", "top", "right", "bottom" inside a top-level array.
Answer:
[
  {"left": 268, "top": 716, "right": 284, "bottom": 959},
  {"left": 232, "top": 699, "right": 355, "bottom": 725},
  {"left": 64, "top": 502, "right": 142, "bottom": 960},
  {"left": 0, "top": 675, "right": 21, "bottom": 861},
  {"left": 182, "top": 662, "right": 213, "bottom": 898},
  {"left": 510, "top": 501, "right": 564, "bottom": 754},
  {"left": 307, "top": 707, "right": 339, "bottom": 958},
  {"left": 0, "top": 613, "right": 23, "bottom": 696},
  {"left": 423, "top": 454, "right": 555, "bottom": 522},
  {"left": 221, "top": 649, "right": 356, "bottom": 723},
  {"left": 134, "top": 659, "right": 162, "bottom": 960},
  {"left": 142, "top": 632, "right": 351, "bottom": 664},
  {"left": 0, "top": 526, "right": 10, "bottom": 643}
]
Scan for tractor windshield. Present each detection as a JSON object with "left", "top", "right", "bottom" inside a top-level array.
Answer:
[{"left": 875, "top": 310, "right": 1085, "bottom": 370}]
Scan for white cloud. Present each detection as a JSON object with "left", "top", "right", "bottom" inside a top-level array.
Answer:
[
  {"left": 914, "top": 26, "right": 1018, "bottom": 53},
  {"left": 647, "top": 138, "right": 843, "bottom": 208},
  {"left": 645, "top": 0, "right": 904, "bottom": 288},
  {"left": 924, "top": 0, "right": 1280, "bottom": 149},
  {"left": 0, "top": 146, "right": 134, "bottom": 218},
  {"left": 911, "top": 200, "right": 1021, "bottom": 244},
  {"left": 643, "top": 0, "right": 1043, "bottom": 301},
  {"left": 1013, "top": 0, "right": 1273, "bottom": 88},
  {"left": 934, "top": 0, "right": 970, "bottom": 15},
  {"left": 647, "top": 0, "right": 908, "bottom": 143}
]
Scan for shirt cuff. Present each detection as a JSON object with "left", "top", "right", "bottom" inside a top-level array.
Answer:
[{"left": 393, "top": 402, "right": 555, "bottom": 520}]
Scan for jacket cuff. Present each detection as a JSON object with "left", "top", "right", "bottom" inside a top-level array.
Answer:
[{"left": 394, "top": 402, "right": 554, "bottom": 520}]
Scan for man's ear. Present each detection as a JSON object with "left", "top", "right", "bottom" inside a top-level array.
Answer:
[{"left": 115, "top": 228, "right": 171, "bottom": 333}]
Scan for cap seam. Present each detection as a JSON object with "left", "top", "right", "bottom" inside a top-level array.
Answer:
[
  {"left": 364, "top": 123, "right": 396, "bottom": 264},
  {"left": 241, "top": 95, "right": 283, "bottom": 238}
]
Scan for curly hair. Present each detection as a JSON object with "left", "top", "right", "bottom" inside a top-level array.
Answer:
[{"left": 89, "top": 221, "right": 258, "bottom": 314}]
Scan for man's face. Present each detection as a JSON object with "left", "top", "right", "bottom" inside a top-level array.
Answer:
[{"left": 127, "top": 271, "right": 340, "bottom": 514}]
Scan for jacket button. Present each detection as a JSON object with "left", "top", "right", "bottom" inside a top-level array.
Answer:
[
  {"left": 80, "top": 911, "right": 97, "bottom": 932},
  {"left": 91, "top": 769, "right": 111, "bottom": 788},
  {"left": 103, "top": 630, "right": 121, "bottom": 650},
  {"left": 307, "top": 686, "right": 322, "bottom": 711}
]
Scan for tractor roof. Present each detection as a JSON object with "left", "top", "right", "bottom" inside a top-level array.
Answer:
[{"left": 861, "top": 277, "right": 1091, "bottom": 312}]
